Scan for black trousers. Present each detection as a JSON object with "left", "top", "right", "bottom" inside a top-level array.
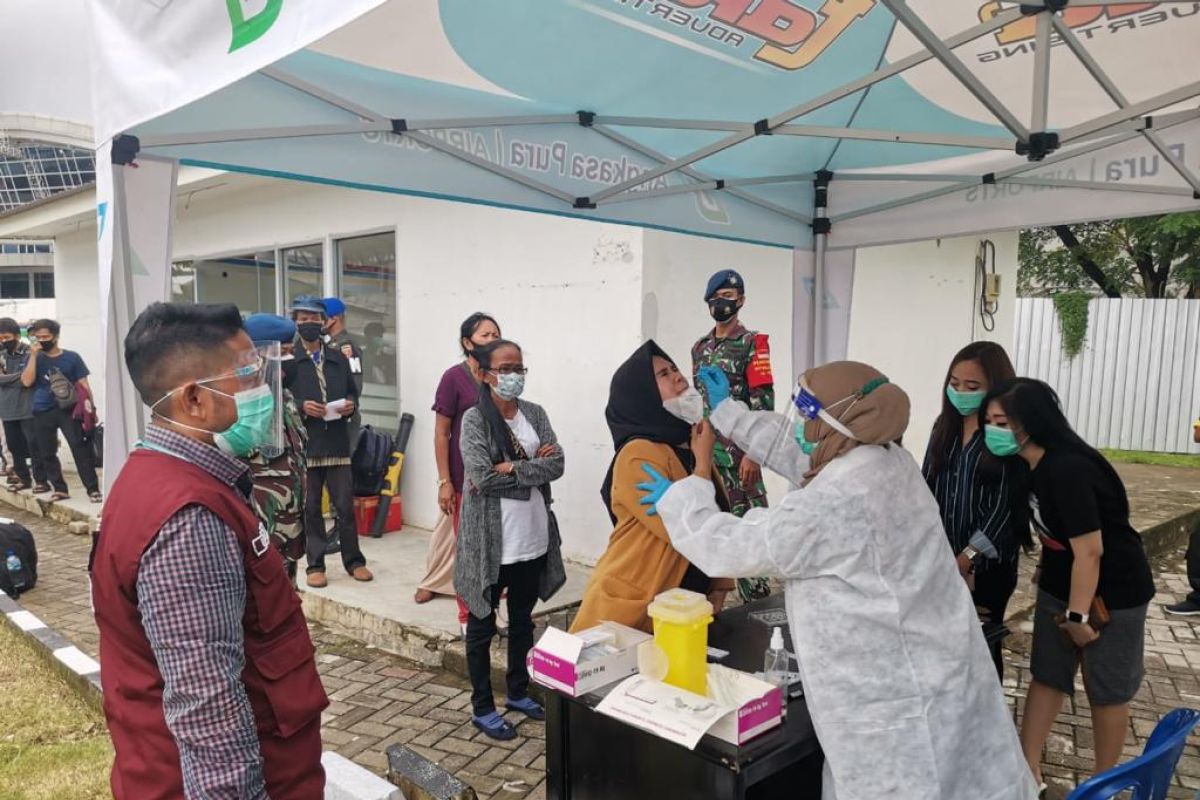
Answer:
[
  {"left": 973, "top": 561, "right": 1019, "bottom": 682},
  {"left": 303, "top": 464, "right": 365, "bottom": 574},
  {"left": 466, "top": 554, "right": 545, "bottom": 717},
  {"left": 4, "top": 419, "right": 45, "bottom": 485},
  {"left": 33, "top": 408, "right": 99, "bottom": 495},
  {"left": 1185, "top": 526, "right": 1200, "bottom": 605}
]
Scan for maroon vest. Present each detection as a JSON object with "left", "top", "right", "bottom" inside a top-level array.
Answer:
[{"left": 93, "top": 449, "right": 327, "bottom": 800}]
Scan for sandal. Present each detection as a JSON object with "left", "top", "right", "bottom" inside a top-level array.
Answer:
[
  {"left": 505, "top": 696, "right": 545, "bottom": 721},
  {"left": 32, "top": 483, "right": 50, "bottom": 494},
  {"left": 471, "top": 711, "right": 517, "bottom": 741},
  {"left": 89, "top": 491, "right": 103, "bottom": 504},
  {"left": 48, "top": 492, "right": 70, "bottom": 502}
]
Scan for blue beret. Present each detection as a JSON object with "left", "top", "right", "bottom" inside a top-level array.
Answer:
[
  {"left": 322, "top": 297, "right": 346, "bottom": 318},
  {"left": 244, "top": 313, "right": 296, "bottom": 343},
  {"left": 289, "top": 294, "right": 326, "bottom": 315},
  {"left": 704, "top": 269, "right": 745, "bottom": 301}
]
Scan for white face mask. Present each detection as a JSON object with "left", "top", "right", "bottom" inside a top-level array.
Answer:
[{"left": 663, "top": 386, "right": 705, "bottom": 425}]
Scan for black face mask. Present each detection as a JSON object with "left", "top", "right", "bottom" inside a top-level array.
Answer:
[
  {"left": 708, "top": 298, "right": 739, "bottom": 323},
  {"left": 2, "top": 341, "right": 17, "bottom": 354},
  {"left": 297, "top": 323, "right": 324, "bottom": 343}
]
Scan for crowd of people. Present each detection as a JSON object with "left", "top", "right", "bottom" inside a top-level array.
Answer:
[{"left": 84, "top": 267, "right": 1161, "bottom": 798}]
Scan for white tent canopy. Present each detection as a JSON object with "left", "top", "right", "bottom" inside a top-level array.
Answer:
[{"left": 43, "top": 1, "right": 1200, "bottom": 483}]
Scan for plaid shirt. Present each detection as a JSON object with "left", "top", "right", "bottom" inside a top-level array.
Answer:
[{"left": 137, "top": 426, "right": 267, "bottom": 800}]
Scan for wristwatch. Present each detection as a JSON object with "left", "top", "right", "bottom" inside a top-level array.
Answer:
[
  {"left": 1066, "top": 609, "right": 1090, "bottom": 625},
  {"left": 961, "top": 545, "right": 980, "bottom": 563},
  {"left": 436, "top": 478, "right": 449, "bottom": 489}
]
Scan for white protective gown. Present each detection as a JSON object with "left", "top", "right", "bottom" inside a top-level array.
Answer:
[{"left": 657, "top": 400, "right": 1036, "bottom": 800}]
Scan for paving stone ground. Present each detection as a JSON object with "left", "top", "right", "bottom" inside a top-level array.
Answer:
[{"left": 12, "top": 506, "right": 1200, "bottom": 799}]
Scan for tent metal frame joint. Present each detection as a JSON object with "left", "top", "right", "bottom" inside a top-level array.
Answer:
[
  {"left": 577, "top": 110, "right": 595, "bottom": 128},
  {"left": 1017, "top": 131, "right": 1061, "bottom": 161},
  {"left": 391, "top": 118, "right": 407, "bottom": 134},
  {"left": 112, "top": 134, "right": 140, "bottom": 166}
]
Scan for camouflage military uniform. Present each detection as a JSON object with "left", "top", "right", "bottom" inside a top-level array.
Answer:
[
  {"left": 692, "top": 323, "right": 775, "bottom": 602},
  {"left": 247, "top": 388, "right": 308, "bottom": 566}
]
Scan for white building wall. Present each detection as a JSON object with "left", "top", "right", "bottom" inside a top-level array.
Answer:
[
  {"left": 55, "top": 227, "right": 105, "bottom": 410},
  {"left": 846, "top": 233, "right": 1019, "bottom": 462}
]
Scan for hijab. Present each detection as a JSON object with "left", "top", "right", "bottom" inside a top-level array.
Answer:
[
  {"left": 600, "top": 341, "right": 694, "bottom": 523},
  {"left": 800, "top": 360, "right": 911, "bottom": 483}
]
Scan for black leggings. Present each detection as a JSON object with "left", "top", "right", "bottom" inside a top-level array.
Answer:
[
  {"left": 973, "top": 562, "right": 1019, "bottom": 681},
  {"left": 466, "top": 555, "right": 545, "bottom": 717}
]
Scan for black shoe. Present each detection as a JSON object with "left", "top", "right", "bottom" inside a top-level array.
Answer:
[
  {"left": 324, "top": 536, "right": 342, "bottom": 555},
  {"left": 1165, "top": 600, "right": 1200, "bottom": 616}
]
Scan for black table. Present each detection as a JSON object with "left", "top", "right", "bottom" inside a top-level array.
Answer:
[{"left": 545, "top": 596, "right": 824, "bottom": 800}]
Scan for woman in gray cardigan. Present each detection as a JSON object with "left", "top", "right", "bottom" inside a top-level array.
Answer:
[{"left": 455, "top": 339, "right": 566, "bottom": 740}]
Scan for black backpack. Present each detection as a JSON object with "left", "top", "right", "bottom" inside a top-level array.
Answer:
[
  {"left": 0, "top": 520, "right": 38, "bottom": 599},
  {"left": 351, "top": 425, "right": 393, "bottom": 497}
]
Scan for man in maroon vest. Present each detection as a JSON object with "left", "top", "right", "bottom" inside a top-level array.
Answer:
[{"left": 92, "top": 302, "right": 327, "bottom": 799}]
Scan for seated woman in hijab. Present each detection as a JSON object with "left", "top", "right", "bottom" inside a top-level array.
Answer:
[
  {"left": 570, "top": 341, "right": 734, "bottom": 633},
  {"left": 641, "top": 361, "right": 1035, "bottom": 800}
]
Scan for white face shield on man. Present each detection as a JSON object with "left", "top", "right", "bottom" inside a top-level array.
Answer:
[{"left": 238, "top": 340, "right": 285, "bottom": 459}]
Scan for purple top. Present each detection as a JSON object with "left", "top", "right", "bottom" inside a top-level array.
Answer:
[{"left": 433, "top": 362, "right": 480, "bottom": 493}]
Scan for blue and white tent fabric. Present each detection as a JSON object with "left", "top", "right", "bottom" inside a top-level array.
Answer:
[{"left": 68, "top": 1, "right": 1200, "bottom": 481}]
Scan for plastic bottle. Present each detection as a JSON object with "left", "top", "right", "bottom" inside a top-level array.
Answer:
[
  {"left": 763, "top": 627, "right": 790, "bottom": 692},
  {"left": 5, "top": 549, "right": 25, "bottom": 596}
]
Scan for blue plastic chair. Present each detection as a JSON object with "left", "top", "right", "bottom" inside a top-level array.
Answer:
[{"left": 1065, "top": 708, "right": 1200, "bottom": 800}]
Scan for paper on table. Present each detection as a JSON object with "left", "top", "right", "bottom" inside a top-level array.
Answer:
[
  {"left": 323, "top": 399, "right": 349, "bottom": 421},
  {"left": 595, "top": 675, "right": 733, "bottom": 750}
]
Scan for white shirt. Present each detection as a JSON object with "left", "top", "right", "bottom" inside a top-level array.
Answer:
[{"left": 500, "top": 411, "right": 550, "bottom": 565}]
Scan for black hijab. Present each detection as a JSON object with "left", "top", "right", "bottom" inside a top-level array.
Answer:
[{"left": 600, "top": 340, "right": 694, "bottom": 524}]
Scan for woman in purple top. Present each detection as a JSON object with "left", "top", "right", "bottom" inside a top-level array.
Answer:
[{"left": 416, "top": 313, "right": 502, "bottom": 622}]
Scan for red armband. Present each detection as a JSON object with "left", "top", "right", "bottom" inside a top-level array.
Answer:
[{"left": 746, "top": 333, "right": 773, "bottom": 390}]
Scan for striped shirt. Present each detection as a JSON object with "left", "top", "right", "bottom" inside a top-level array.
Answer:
[
  {"left": 922, "top": 428, "right": 1019, "bottom": 570},
  {"left": 137, "top": 426, "right": 267, "bottom": 799}
]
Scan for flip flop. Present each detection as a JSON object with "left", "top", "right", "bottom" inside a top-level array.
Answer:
[{"left": 472, "top": 712, "right": 517, "bottom": 741}]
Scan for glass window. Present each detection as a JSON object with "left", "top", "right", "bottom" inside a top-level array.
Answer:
[
  {"left": 283, "top": 244, "right": 323, "bottom": 307},
  {"left": 0, "top": 273, "right": 30, "bottom": 299},
  {"left": 33, "top": 272, "right": 54, "bottom": 299},
  {"left": 337, "top": 233, "right": 396, "bottom": 429},
  {"left": 192, "top": 251, "right": 276, "bottom": 315},
  {"left": 171, "top": 262, "right": 197, "bottom": 304}
]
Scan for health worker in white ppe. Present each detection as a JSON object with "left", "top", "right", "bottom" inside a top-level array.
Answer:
[{"left": 639, "top": 361, "right": 1036, "bottom": 800}]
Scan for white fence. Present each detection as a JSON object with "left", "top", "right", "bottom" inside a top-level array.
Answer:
[{"left": 1014, "top": 298, "right": 1200, "bottom": 454}]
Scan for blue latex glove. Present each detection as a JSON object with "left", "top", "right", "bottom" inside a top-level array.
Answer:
[
  {"left": 637, "top": 463, "right": 673, "bottom": 517},
  {"left": 698, "top": 365, "right": 731, "bottom": 409}
]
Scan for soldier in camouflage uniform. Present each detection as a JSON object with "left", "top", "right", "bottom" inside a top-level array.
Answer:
[
  {"left": 692, "top": 269, "right": 775, "bottom": 602},
  {"left": 243, "top": 315, "right": 308, "bottom": 582}
]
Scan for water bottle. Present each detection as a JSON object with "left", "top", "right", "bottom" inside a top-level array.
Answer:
[
  {"left": 5, "top": 549, "right": 26, "bottom": 596},
  {"left": 764, "top": 626, "right": 790, "bottom": 692}
]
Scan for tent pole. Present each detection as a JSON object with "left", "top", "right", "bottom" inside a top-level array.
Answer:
[{"left": 812, "top": 172, "right": 832, "bottom": 368}]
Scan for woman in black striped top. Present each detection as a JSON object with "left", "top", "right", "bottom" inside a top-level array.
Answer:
[{"left": 922, "top": 342, "right": 1032, "bottom": 680}]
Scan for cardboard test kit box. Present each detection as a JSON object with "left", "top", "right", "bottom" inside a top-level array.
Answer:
[{"left": 530, "top": 622, "right": 652, "bottom": 697}]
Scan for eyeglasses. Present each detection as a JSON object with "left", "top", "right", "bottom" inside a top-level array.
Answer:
[
  {"left": 199, "top": 355, "right": 266, "bottom": 386},
  {"left": 490, "top": 366, "right": 529, "bottom": 376}
]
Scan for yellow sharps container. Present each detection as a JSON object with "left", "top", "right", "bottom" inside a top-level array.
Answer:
[{"left": 646, "top": 588, "right": 713, "bottom": 696}]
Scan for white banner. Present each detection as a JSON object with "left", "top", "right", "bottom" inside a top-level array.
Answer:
[
  {"left": 791, "top": 248, "right": 856, "bottom": 381},
  {"left": 87, "top": 0, "right": 387, "bottom": 143},
  {"left": 98, "top": 151, "right": 177, "bottom": 491}
]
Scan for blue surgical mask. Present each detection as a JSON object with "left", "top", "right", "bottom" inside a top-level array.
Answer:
[
  {"left": 984, "top": 425, "right": 1022, "bottom": 457},
  {"left": 793, "top": 421, "right": 816, "bottom": 456},
  {"left": 946, "top": 385, "right": 985, "bottom": 416},
  {"left": 494, "top": 373, "right": 525, "bottom": 401}
]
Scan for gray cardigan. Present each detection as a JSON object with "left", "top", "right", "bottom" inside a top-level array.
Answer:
[{"left": 454, "top": 399, "right": 567, "bottom": 620}]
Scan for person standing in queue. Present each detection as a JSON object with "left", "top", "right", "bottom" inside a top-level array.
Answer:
[
  {"left": 321, "top": 297, "right": 363, "bottom": 446},
  {"left": 1165, "top": 414, "right": 1200, "bottom": 616},
  {"left": 641, "top": 361, "right": 1036, "bottom": 800},
  {"left": 456, "top": 340, "right": 566, "bottom": 741},
  {"left": 923, "top": 342, "right": 1032, "bottom": 681},
  {"left": 0, "top": 318, "right": 44, "bottom": 492},
  {"left": 984, "top": 379, "right": 1154, "bottom": 792},
  {"left": 289, "top": 295, "right": 373, "bottom": 588},
  {"left": 415, "top": 314, "right": 501, "bottom": 626},
  {"left": 572, "top": 340, "right": 734, "bottom": 632},
  {"left": 691, "top": 268, "right": 774, "bottom": 603},
  {"left": 92, "top": 302, "right": 327, "bottom": 799}
]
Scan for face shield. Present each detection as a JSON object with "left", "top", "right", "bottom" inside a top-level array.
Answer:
[
  {"left": 248, "top": 341, "right": 285, "bottom": 459},
  {"left": 763, "top": 374, "right": 863, "bottom": 468}
]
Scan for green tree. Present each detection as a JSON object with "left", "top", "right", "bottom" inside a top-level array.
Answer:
[{"left": 1019, "top": 213, "right": 1200, "bottom": 299}]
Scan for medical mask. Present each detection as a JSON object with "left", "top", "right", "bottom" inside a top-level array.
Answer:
[
  {"left": 946, "top": 385, "right": 985, "bottom": 416},
  {"left": 708, "top": 298, "right": 739, "bottom": 323},
  {"left": 663, "top": 387, "right": 705, "bottom": 425},
  {"left": 984, "top": 425, "right": 1022, "bottom": 457},
  {"left": 793, "top": 422, "right": 816, "bottom": 456},
  {"left": 38, "top": 339, "right": 56, "bottom": 351},
  {"left": 297, "top": 322, "right": 324, "bottom": 342},
  {"left": 493, "top": 373, "right": 525, "bottom": 401},
  {"left": 1, "top": 341, "right": 16, "bottom": 354},
  {"left": 213, "top": 384, "right": 276, "bottom": 457}
]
